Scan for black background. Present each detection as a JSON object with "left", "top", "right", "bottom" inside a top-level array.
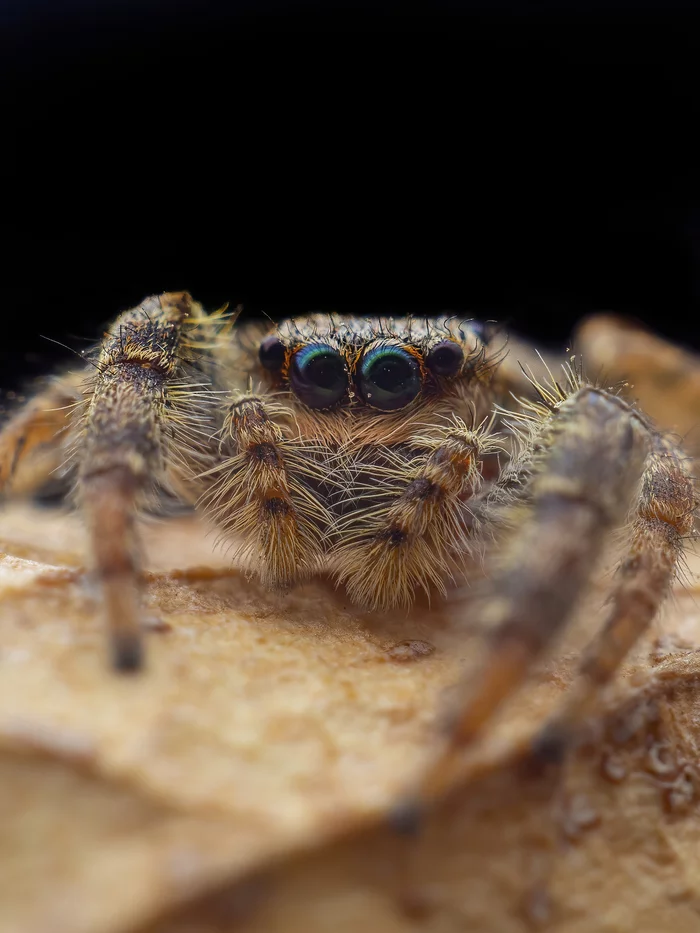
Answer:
[{"left": 5, "top": 0, "right": 700, "bottom": 392}]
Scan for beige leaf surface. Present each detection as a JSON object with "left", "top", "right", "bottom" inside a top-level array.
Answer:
[{"left": 2, "top": 500, "right": 700, "bottom": 933}]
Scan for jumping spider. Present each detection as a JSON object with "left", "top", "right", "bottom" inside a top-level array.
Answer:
[{"left": 0, "top": 292, "right": 695, "bottom": 806}]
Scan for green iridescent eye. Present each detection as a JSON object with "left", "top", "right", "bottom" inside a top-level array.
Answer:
[
  {"left": 289, "top": 343, "right": 348, "bottom": 409},
  {"left": 359, "top": 345, "right": 422, "bottom": 411}
]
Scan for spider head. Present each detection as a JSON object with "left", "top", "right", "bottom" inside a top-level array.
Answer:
[{"left": 258, "top": 315, "right": 489, "bottom": 415}]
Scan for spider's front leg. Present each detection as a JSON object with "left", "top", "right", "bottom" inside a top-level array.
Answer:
[
  {"left": 333, "top": 417, "right": 502, "bottom": 610},
  {"left": 396, "top": 385, "right": 683, "bottom": 816},
  {"left": 1, "top": 292, "right": 206, "bottom": 671},
  {"left": 73, "top": 292, "right": 199, "bottom": 672},
  {"left": 197, "top": 393, "right": 329, "bottom": 589},
  {"left": 532, "top": 431, "right": 696, "bottom": 756}
]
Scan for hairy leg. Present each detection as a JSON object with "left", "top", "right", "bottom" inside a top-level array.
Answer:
[
  {"left": 75, "top": 292, "right": 205, "bottom": 671},
  {"left": 0, "top": 371, "right": 85, "bottom": 496},
  {"left": 332, "top": 417, "right": 502, "bottom": 609},
  {"left": 399, "top": 385, "right": 655, "bottom": 810},
  {"left": 0, "top": 293, "right": 241, "bottom": 671},
  {"left": 196, "top": 393, "right": 330, "bottom": 589},
  {"left": 534, "top": 433, "right": 695, "bottom": 755}
]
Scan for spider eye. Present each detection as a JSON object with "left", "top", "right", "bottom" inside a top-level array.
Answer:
[
  {"left": 359, "top": 345, "right": 421, "bottom": 411},
  {"left": 259, "top": 336, "right": 286, "bottom": 371},
  {"left": 426, "top": 339, "right": 464, "bottom": 376},
  {"left": 290, "top": 343, "right": 348, "bottom": 409}
]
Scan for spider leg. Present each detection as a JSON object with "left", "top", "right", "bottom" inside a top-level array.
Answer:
[
  {"left": 398, "top": 385, "right": 654, "bottom": 813},
  {"left": 197, "top": 393, "right": 329, "bottom": 589},
  {"left": 75, "top": 292, "right": 196, "bottom": 672},
  {"left": 0, "top": 370, "right": 85, "bottom": 496},
  {"left": 533, "top": 433, "right": 696, "bottom": 756},
  {"left": 332, "top": 417, "right": 501, "bottom": 610}
]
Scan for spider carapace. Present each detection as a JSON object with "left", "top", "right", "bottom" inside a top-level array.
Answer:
[{"left": 0, "top": 292, "right": 695, "bottom": 808}]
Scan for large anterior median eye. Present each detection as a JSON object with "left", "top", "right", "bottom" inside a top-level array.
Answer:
[
  {"left": 359, "top": 345, "right": 422, "bottom": 411},
  {"left": 289, "top": 343, "right": 348, "bottom": 409}
]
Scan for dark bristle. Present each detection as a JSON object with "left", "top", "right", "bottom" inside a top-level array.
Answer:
[
  {"left": 111, "top": 634, "right": 144, "bottom": 674},
  {"left": 375, "top": 526, "right": 408, "bottom": 547},
  {"left": 250, "top": 442, "right": 283, "bottom": 467},
  {"left": 404, "top": 477, "right": 439, "bottom": 501},
  {"left": 264, "top": 496, "right": 291, "bottom": 516}
]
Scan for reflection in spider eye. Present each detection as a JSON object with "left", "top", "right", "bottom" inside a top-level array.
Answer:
[
  {"left": 259, "top": 336, "right": 286, "bottom": 371},
  {"left": 359, "top": 345, "right": 421, "bottom": 411},
  {"left": 426, "top": 339, "right": 464, "bottom": 376},
  {"left": 289, "top": 343, "right": 348, "bottom": 409}
]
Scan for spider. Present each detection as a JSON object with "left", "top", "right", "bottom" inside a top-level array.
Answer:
[{"left": 0, "top": 291, "right": 695, "bottom": 813}]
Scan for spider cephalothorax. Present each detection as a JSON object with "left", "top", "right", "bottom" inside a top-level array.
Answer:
[{"left": 0, "top": 292, "right": 695, "bottom": 819}]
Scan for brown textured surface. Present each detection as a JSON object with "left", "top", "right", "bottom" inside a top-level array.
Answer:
[
  {"left": 576, "top": 314, "right": 700, "bottom": 453},
  {"left": 2, "top": 499, "right": 700, "bottom": 933}
]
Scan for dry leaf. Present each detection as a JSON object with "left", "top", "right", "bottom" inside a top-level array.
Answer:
[{"left": 2, "top": 500, "right": 700, "bottom": 933}]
